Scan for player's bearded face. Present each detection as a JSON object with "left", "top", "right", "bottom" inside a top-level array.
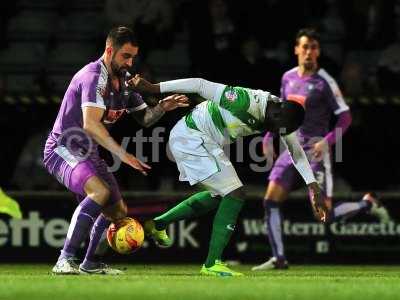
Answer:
[
  {"left": 295, "top": 37, "right": 320, "bottom": 71},
  {"left": 110, "top": 43, "right": 139, "bottom": 76},
  {"left": 110, "top": 54, "right": 125, "bottom": 77}
]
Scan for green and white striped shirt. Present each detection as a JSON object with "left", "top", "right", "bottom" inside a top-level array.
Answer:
[
  {"left": 185, "top": 85, "right": 276, "bottom": 145},
  {"left": 159, "top": 78, "right": 316, "bottom": 184}
]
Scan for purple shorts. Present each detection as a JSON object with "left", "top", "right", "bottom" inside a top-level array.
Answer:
[
  {"left": 268, "top": 148, "right": 333, "bottom": 197},
  {"left": 43, "top": 141, "right": 121, "bottom": 204}
]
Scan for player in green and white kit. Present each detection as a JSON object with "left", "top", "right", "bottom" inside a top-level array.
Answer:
[{"left": 130, "top": 77, "right": 326, "bottom": 276}]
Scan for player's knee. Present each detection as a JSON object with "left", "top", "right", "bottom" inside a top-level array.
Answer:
[{"left": 88, "top": 187, "right": 111, "bottom": 206}]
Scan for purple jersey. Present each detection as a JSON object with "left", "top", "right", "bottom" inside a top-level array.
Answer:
[
  {"left": 281, "top": 67, "right": 349, "bottom": 139},
  {"left": 45, "top": 58, "right": 147, "bottom": 157}
]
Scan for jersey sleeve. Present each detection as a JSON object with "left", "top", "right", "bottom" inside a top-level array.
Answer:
[
  {"left": 80, "top": 71, "right": 107, "bottom": 110},
  {"left": 219, "top": 86, "right": 251, "bottom": 112},
  {"left": 319, "top": 70, "right": 349, "bottom": 115},
  {"left": 159, "top": 78, "right": 226, "bottom": 104},
  {"left": 127, "top": 92, "right": 148, "bottom": 112}
]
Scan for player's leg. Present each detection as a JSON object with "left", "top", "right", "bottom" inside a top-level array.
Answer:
[
  {"left": 79, "top": 163, "right": 127, "bottom": 275},
  {"left": 314, "top": 153, "right": 390, "bottom": 223},
  {"left": 44, "top": 146, "right": 115, "bottom": 274},
  {"left": 199, "top": 152, "right": 245, "bottom": 276},
  {"left": 81, "top": 168, "right": 126, "bottom": 267},
  {"left": 153, "top": 191, "right": 220, "bottom": 228},
  {"left": 145, "top": 191, "right": 220, "bottom": 247},
  {"left": 252, "top": 152, "right": 295, "bottom": 271},
  {"left": 329, "top": 193, "right": 390, "bottom": 223},
  {"left": 145, "top": 120, "right": 222, "bottom": 246},
  {"left": 79, "top": 199, "right": 126, "bottom": 275},
  {"left": 251, "top": 180, "right": 290, "bottom": 271},
  {"left": 53, "top": 173, "right": 110, "bottom": 275},
  {"left": 200, "top": 188, "right": 244, "bottom": 276}
]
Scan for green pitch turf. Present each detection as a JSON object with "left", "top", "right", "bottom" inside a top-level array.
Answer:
[{"left": 1, "top": 264, "right": 400, "bottom": 300}]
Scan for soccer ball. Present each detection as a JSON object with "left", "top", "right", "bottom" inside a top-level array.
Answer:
[{"left": 107, "top": 217, "right": 144, "bottom": 254}]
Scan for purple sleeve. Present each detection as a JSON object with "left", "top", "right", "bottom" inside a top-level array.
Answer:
[
  {"left": 325, "top": 110, "right": 352, "bottom": 146},
  {"left": 127, "top": 92, "right": 147, "bottom": 112},
  {"left": 280, "top": 75, "right": 287, "bottom": 99},
  {"left": 81, "top": 72, "right": 107, "bottom": 109},
  {"left": 323, "top": 75, "right": 349, "bottom": 115}
]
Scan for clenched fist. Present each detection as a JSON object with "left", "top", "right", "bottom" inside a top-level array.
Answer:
[{"left": 127, "top": 74, "right": 160, "bottom": 94}]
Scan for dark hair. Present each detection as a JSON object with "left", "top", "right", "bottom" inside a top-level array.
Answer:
[
  {"left": 106, "top": 26, "right": 138, "bottom": 50},
  {"left": 295, "top": 27, "right": 321, "bottom": 45},
  {"left": 279, "top": 100, "right": 305, "bottom": 135},
  {"left": 265, "top": 100, "right": 305, "bottom": 135}
]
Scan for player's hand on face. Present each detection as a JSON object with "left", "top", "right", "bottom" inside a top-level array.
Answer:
[
  {"left": 121, "top": 152, "right": 151, "bottom": 176},
  {"left": 308, "top": 182, "right": 328, "bottom": 222},
  {"left": 159, "top": 94, "right": 189, "bottom": 111},
  {"left": 311, "top": 139, "right": 328, "bottom": 161},
  {"left": 127, "top": 74, "right": 157, "bottom": 93}
]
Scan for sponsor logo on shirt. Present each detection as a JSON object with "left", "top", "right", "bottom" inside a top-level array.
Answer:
[
  {"left": 224, "top": 90, "right": 238, "bottom": 102},
  {"left": 103, "top": 109, "right": 127, "bottom": 124},
  {"left": 287, "top": 94, "right": 306, "bottom": 107}
]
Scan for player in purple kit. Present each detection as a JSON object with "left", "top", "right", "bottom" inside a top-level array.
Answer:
[
  {"left": 252, "top": 28, "right": 391, "bottom": 271},
  {"left": 43, "top": 26, "right": 188, "bottom": 275}
]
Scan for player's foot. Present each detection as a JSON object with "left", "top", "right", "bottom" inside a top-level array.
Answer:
[
  {"left": 52, "top": 257, "right": 80, "bottom": 275},
  {"left": 251, "top": 257, "right": 289, "bottom": 271},
  {"left": 363, "top": 192, "right": 391, "bottom": 223},
  {"left": 144, "top": 219, "right": 172, "bottom": 247},
  {"left": 79, "top": 263, "right": 124, "bottom": 275},
  {"left": 200, "top": 260, "right": 244, "bottom": 277}
]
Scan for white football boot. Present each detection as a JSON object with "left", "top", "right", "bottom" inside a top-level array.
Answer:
[
  {"left": 79, "top": 263, "right": 124, "bottom": 275},
  {"left": 52, "top": 257, "right": 80, "bottom": 275},
  {"left": 252, "top": 257, "right": 289, "bottom": 271}
]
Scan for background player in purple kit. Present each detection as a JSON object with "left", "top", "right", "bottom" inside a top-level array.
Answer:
[
  {"left": 252, "top": 28, "right": 391, "bottom": 271},
  {"left": 43, "top": 26, "right": 188, "bottom": 275}
]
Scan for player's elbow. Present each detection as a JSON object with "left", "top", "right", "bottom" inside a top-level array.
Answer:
[
  {"left": 193, "top": 78, "right": 206, "bottom": 91},
  {"left": 83, "top": 120, "right": 99, "bottom": 136},
  {"left": 346, "top": 111, "right": 352, "bottom": 126},
  {"left": 339, "top": 110, "right": 352, "bottom": 127}
]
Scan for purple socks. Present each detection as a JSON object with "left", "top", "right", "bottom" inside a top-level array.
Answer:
[
  {"left": 81, "top": 214, "right": 111, "bottom": 269},
  {"left": 264, "top": 200, "right": 285, "bottom": 261},
  {"left": 59, "top": 197, "right": 102, "bottom": 260}
]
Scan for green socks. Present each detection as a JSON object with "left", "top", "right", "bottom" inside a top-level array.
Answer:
[
  {"left": 205, "top": 195, "right": 245, "bottom": 267},
  {"left": 154, "top": 191, "right": 220, "bottom": 230}
]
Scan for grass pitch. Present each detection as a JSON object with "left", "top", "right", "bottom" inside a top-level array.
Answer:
[{"left": 1, "top": 264, "right": 400, "bottom": 300}]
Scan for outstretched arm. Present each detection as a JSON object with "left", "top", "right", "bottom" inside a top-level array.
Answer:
[
  {"left": 281, "top": 132, "right": 315, "bottom": 185},
  {"left": 128, "top": 76, "right": 226, "bottom": 103},
  {"left": 160, "top": 78, "right": 225, "bottom": 103},
  {"left": 132, "top": 94, "right": 189, "bottom": 128}
]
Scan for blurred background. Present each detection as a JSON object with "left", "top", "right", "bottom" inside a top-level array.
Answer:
[{"left": 1, "top": 0, "right": 400, "bottom": 263}]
